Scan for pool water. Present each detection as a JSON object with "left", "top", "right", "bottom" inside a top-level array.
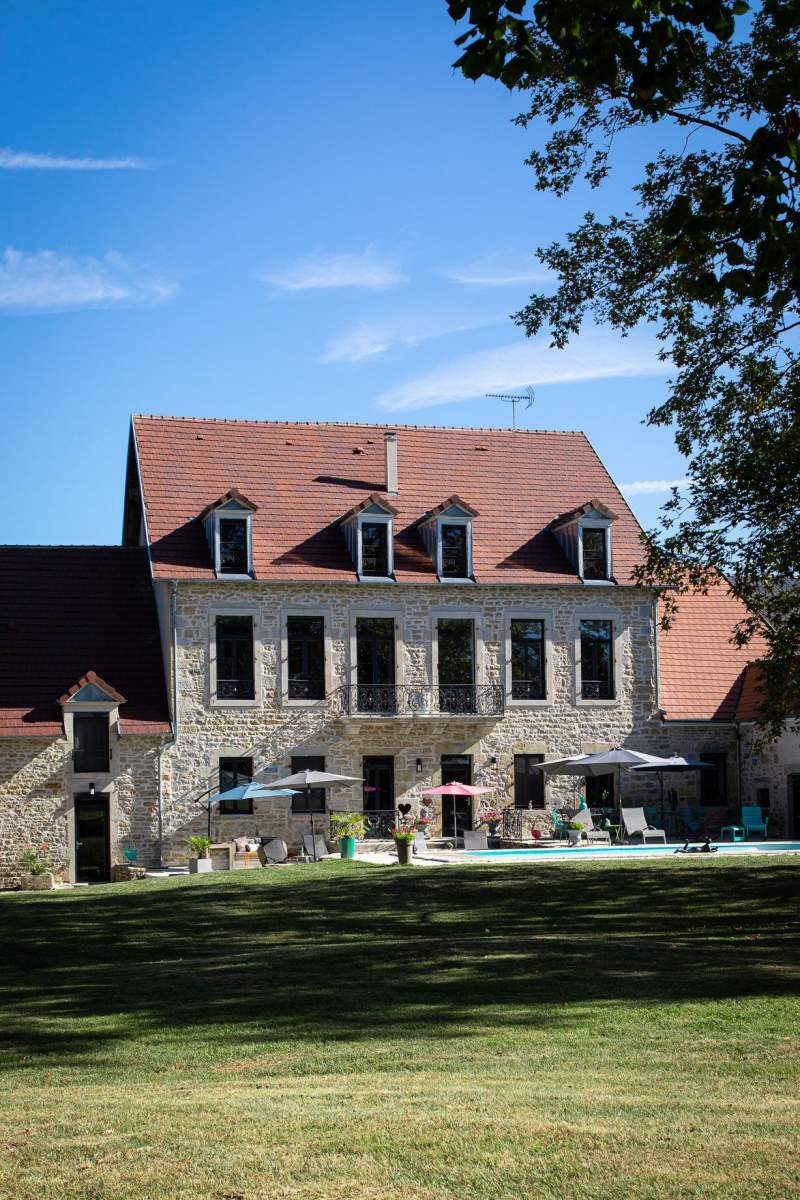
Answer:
[{"left": 465, "top": 841, "right": 800, "bottom": 860}]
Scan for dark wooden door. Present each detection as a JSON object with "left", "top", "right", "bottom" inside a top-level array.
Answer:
[
  {"left": 441, "top": 755, "right": 472, "bottom": 839},
  {"left": 75, "top": 794, "right": 110, "bottom": 883}
]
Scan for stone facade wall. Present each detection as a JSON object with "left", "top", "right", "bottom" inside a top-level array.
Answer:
[
  {"left": 738, "top": 724, "right": 800, "bottom": 838},
  {"left": 159, "top": 580, "right": 739, "bottom": 854},
  {"left": 0, "top": 732, "right": 162, "bottom": 888}
]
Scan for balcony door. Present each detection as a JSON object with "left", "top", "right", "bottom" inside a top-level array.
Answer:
[
  {"left": 356, "top": 618, "right": 396, "bottom": 712},
  {"left": 440, "top": 755, "right": 472, "bottom": 840},
  {"left": 437, "top": 619, "right": 475, "bottom": 714}
]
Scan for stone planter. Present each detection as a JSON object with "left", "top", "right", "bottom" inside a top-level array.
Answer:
[
  {"left": 20, "top": 872, "right": 56, "bottom": 891},
  {"left": 189, "top": 856, "right": 213, "bottom": 874}
]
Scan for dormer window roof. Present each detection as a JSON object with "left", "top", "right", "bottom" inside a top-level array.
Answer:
[
  {"left": 551, "top": 499, "right": 617, "bottom": 584},
  {"left": 58, "top": 671, "right": 126, "bottom": 709},
  {"left": 340, "top": 493, "right": 398, "bottom": 582},
  {"left": 419, "top": 495, "right": 478, "bottom": 583},
  {"left": 201, "top": 490, "right": 257, "bottom": 578}
]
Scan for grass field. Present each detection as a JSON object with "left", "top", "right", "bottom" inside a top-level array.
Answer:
[{"left": 1, "top": 858, "right": 798, "bottom": 1200}]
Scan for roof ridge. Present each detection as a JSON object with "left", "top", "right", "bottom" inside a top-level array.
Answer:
[
  {"left": 132, "top": 413, "right": 587, "bottom": 436},
  {"left": 0, "top": 544, "right": 145, "bottom": 551}
]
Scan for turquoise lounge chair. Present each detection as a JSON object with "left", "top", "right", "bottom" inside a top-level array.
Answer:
[
  {"left": 741, "top": 806, "right": 768, "bottom": 839},
  {"left": 550, "top": 810, "right": 571, "bottom": 841}
]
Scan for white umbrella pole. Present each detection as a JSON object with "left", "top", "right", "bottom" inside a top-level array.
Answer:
[{"left": 309, "top": 786, "right": 316, "bottom": 861}]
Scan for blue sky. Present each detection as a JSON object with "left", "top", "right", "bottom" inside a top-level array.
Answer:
[{"left": 0, "top": 0, "right": 689, "bottom": 545}]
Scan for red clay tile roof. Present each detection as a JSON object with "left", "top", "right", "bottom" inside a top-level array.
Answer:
[
  {"left": 131, "top": 417, "right": 646, "bottom": 583},
  {"left": 58, "top": 671, "right": 126, "bottom": 706},
  {"left": 0, "top": 547, "right": 171, "bottom": 737},
  {"left": 658, "top": 580, "right": 768, "bottom": 722}
]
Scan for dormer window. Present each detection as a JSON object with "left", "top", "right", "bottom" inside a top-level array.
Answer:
[
  {"left": 200, "top": 489, "right": 257, "bottom": 579},
  {"left": 551, "top": 499, "right": 616, "bottom": 585},
  {"left": 58, "top": 672, "right": 124, "bottom": 774},
  {"left": 340, "top": 494, "right": 398, "bottom": 582},
  {"left": 419, "top": 496, "right": 477, "bottom": 583}
]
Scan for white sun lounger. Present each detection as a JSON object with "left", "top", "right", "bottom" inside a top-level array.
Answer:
[
  {"left": 462, "top": 829, "right": 489, "bottom": 850},
  {"left": 621, "top": 807, "right": 667, "bottom": 844}
]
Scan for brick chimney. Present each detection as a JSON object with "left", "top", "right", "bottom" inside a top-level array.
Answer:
[{"left": 384, "top": 431, "right": 398, "bottom": 495}]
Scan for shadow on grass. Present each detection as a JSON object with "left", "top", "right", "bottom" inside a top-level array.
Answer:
[{"left": 1, "top": 860, "right": 798, "bottom": 1069}]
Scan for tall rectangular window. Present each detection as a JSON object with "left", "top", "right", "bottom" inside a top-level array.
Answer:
[
  {"left": 514, "top": 754, "right": 544, "bottom": 809},
  {"left": 510, "top": 619, "right": 546, "bottom": 700},
  {"left": 287, "top": 616, "right": 325, "bottom": 700},
  {"left": 361, "top": 522, "right": 390, "bottom": 577},
  {"left": 437, "top": 618, "right": 475, "bottom": 713},
  {"left": 218, "top": 756, "right": 253, "bottom": 814},
  {"left": 700, "top": 752, "right": 727, "bottom": 805},
  {"left": 440, "top": 524, "right": 468, "bottom": 578},
  {"left": 73, "top": 714, "right": 109, "bottom": 773},
  {"left": 216, "top": 615, "right": 255, "bottom": 700},
  {"left": 582, "top": 528, "right": 608, "bottom": 580},
  {"left": 580, "top": 619, "right": 614, "bottom": 700},
  {"left": 356, "top": 618, "right": 396, "bottom": 712},
  {"left": 219, "top": 518, "right": 249, "bottom": 575},
  {"left": 291, "top": 754, "right": 326, "bottom": 813}
]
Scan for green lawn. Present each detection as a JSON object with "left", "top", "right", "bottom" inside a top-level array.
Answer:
[{"left": 1, "top": 859, "right": 798, "bottom": 1200}]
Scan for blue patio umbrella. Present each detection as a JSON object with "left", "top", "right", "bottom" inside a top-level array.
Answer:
[{"left": 201, "top": 782, "right": 298, "bottom": 838}]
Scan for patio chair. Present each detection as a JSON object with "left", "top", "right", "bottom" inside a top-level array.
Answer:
[
  {"left": 462, "top": 830, "right": 489, "bottom": 850},
  {"left": 621, "top": 807, "right": 667, "bottom": 845},
  {"left": 303, "top": 834, "right": 331, "bottom": 860},
  {"left": 413, "top": 832, "right": 428, "bottom": 856},
  {"left": 550, "top": 809, "right": 571, "bottom": 841},
  {"left": 571, "top": 808, "right": 611, "bottom": 843},
  {"left": 741, "top": 806, "right": 769, "bottom": 839},
  {"left": 257, "top": 838, "right": 288, "bottom": 866},
  {"left": 676, "top": 803, "right": 705, "bottom": 838}
]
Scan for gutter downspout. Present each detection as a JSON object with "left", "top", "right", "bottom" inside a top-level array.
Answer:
[
  {"left": 652, "top": 596, "right": 661, "bottom": 715},
  {"left": 156, "top": 580, "right": 179, "bottom": 867}
]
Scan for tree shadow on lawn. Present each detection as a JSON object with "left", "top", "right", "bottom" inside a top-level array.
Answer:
[{"left": 1, "top": 861, "right": 797, "bottom": 1071}]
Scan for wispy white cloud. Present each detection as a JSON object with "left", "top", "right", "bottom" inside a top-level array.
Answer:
[
  {"left": 321, "top": 314, "right": 502, "bottom": 364},
  {"left": 0, "top": 248, "right": 178, "bottom": 312},
  {"left": 620, "top": 477, "right": 690, "bottom": 496},
  {"left": 442, "top": 253, "right": 553, "bottom": 287},
  {"left": 0, "top": 148, "right": 153, "bottom": 170},
  {"left": 376, "top": 331, "right": 668, "bottom": 412},
  {"left": 261, "top": 245, "right": 407, "bottom": 292}
]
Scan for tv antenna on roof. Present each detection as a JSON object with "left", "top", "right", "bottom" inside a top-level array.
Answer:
[{"left": 485, "top": 385, "right": 535, "bottom": 430}]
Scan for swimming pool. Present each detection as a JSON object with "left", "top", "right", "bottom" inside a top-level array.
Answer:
[{"left": 464, "top": 841, "right": 800, "bottom": 861}]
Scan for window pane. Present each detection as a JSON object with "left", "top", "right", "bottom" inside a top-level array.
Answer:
[
  {"left": 219, "top": 518, "right": 248, "bottom": 574},
  {"left": 216, "top": 616, "right": 254, "bottom": 700},
  {"left": 440, "top": 524, "right": 468, "bottom": 577},
  {"left": 361, "top": 522, "right": 389, "bottom": 577},
  {"left": 510, "top": 619, "right": 545, "bottom": 699},
  {"left": 582, "top": 528, "right": 608, "bottom": 580},
  {"left": 438, "top": 619, "right": 475, "bottom": 713},
  {"left": 73, "top": 714, "right": 109, "bottom": 773},
  {"left": 363, "top": 756, "right": 394, "bottom": 811},
  {"left": 291, "top": 755, "right": 326, "bottom": 812},
  {"left": 700, "top": 753, "right": 727, "bottom": 805},
  {"left": 356, "top": 618, "right": 396, "bottom": 711},
  {"left": 219, "top": 756, "right": 253, "bottom": 814},
  {"left": 287, "top": 616, "right": 325, "bottom": 700},
  {"left": 580, "top": 620, "right": 614, "bottom": 700},
  {"left": 513, "top": 754, "right": 544, "bottom": 809}
]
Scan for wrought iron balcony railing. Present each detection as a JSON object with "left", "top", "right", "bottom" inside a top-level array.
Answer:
[
  {"left": 217, "top": 678, "right": 256, "bottom": 700},
  {"left": 341, "top": 683, "right": 505, "bottom": 717},
  {"left": 581, "top": 679, "right": 614, "bottom": 701}
]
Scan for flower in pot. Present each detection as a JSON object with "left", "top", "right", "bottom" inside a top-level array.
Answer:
[
  {"left": 19, "top": 845, "right": 56, "bottom": 890},
  {"left": 567, "top": 821, "right": 585, "bottom": 846},
  {"left": 414, "top": 813, "right": 431, "bottom": 834},
  {"left": 189, "top": 835, "right": 213, "bottom": 874},
  {"left": 391, "top": 825, "right": 416, "bottom": 865},
  {"left": 330, "top": 813, "right": 366, "bottom": 860},
  {"left": 478, "top": 808, "right": 504, "bottom": 836}
]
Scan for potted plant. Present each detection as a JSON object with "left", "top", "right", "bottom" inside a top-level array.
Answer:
[
  {"left": 391, "top": 825, "right": 416, "bottom": 865},
  {"left": 330, "top": 812, "right": 366, "bottom": 860},
  {"left": 189, "top": 835, "right": 213, "bottom": 873},
  {"left": 415, "top": 813, "right": 431, "bottom": 835},
  {"left": 19, "top": 845, "right": 56, "bottom": 890},
  {"left": 567, "top": 821, "right": 584, "bottom": 847},
  {"left": 478, "top": 808, "right": 504, "bottom": 837}
]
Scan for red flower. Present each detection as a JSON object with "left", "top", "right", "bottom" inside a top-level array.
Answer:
[{"left": 40, "top": 844, "right": 49, "bottom": 851}]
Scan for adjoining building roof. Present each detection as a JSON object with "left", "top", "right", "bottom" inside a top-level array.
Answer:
[
  {"left": 0, "top": 547, "right": 171, "bottom": 737},
  {"left": 658, "top": 580, "right": 768, "bottom": 722},
  {"left": 129, "top": 416, "right": 646, "bottom": 583}
]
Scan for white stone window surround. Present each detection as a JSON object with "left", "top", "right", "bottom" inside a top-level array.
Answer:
[
  {"left": 574, "top": 604, "right": 625, "bottom": 707},
  {"left": 504, "top": 607, "right": 555, "bottom": 708},
  {"left": 436, "top": 515, "right": 473, "bottom": 583},
  {"left": 356, "top": 512, "right": 395, "bottom": 583},
  {"left": 578, "top": 517, "right": 614, "bottom": 585},
  {"left": 279, "top": 603, "right": 334, "bottom": 707},
  {"left": 348, "top": 604, "right": 405, "bottom": 713},
  {"left": 208, "top": 603, "right": 263, "bottom": 709},
  {"left": 431, "top": 605, "right": 487, "bottom": 697},
  {"left": 62, "top": 698, "right": 120, "bottom": 777},
  {"left": 207, "top": 503, "right": 254, "bottom": 580}
]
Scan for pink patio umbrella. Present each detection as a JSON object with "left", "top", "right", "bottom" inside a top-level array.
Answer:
[{"left": 421, "top": 782, "right": 495, "bottom": 842}]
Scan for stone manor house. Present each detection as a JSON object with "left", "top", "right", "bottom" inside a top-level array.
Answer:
[{"left": 1, "top": 416, "right": 794, "bottom": 885}]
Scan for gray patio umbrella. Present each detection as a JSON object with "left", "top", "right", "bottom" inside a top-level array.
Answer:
[
  {"left": 630, "top": 757, "right": 716, "bottom": 827},
  {"left": 265, "top": 770, "right": 362, "bottom": 860},
  {"left": 532, "top": 748, "right": 672, "bottom": 809}
]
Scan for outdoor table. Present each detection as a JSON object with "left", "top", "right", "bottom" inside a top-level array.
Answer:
[{"left": 720, "top": 825, "right": 746, "bottom": 842}]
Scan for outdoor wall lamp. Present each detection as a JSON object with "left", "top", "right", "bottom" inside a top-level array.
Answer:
[
  {"left": 415, "top": 758, "right": 423, "bottom": 773},
  {"left": 490, "top": 756, "right": 497, "bottom": 766}
]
